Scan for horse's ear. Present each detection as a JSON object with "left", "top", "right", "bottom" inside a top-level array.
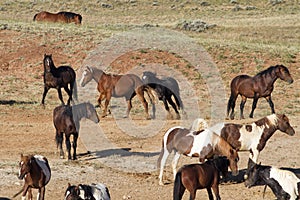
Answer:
[
  {"left": 86, "top": 66, "right": 92, "bottom": 73},
  {"left": 68, "top": 183, "right": 71, "bottom": 187}
]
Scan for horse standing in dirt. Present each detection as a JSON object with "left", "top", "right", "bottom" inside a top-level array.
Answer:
[
  {"left": 33, "top": 11, "right": 82, "bottom": 24},
  {"left": 227, "top": 65, "right": 293, "bottom": 119},
  {"left": 157, "top": 126, "right": 239, "bottom": 185},
  {"left": 142, "top": 71, "right": 185, "bottom": 119},
  {"left": 64, "top": 183, "right": 111, "bottom": 200},
  {"left": 53, "top": 102, "right": 99, "bottom": 160},
  {"left": 13, "top": 154, "right": 51, "bottom": 200},
  {"left": 41, "top": 54, "right": 77, "bottom": 106},
  {"left": 209, "top": 113, "right": 295, "bottom": 166},
  {"left": 173, "top": 156, "right": 229, "bottom": 200},
  {"left": 80, "top": 66, "right": 152, "bottom": 119}
]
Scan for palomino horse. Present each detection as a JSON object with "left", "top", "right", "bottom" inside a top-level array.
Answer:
[
  {"left": 33, "top": 11, "right": 82, "bottom": 24},
  {"left": 227, "top": 65, "right": 293, "bottom": 119},
  {"left": 42, "top": 54, "right": 77, "bottom": 106},
  {"left": 80, "top": 66, "right": 152, "bottom": 119},
  {"left": 64, "top": 183, "right": 111, "bottom": 200},
  {"left": 209, "top": 113, "right": 295, "bottom": 165},
  {"left": 13, "top": 154, "right": 51, "bottom": 200},
  {"left": 173, "top": 156, "right": 229, "bottom": 200},
  {"left": 142, "top": 71, "right": 185, "bottom": 119},
  {"left": 157, "top": 126, "right": 239, "bottom": 185},
  {"left": 53, "top": 102, "right": 99, "bottom": 160}
]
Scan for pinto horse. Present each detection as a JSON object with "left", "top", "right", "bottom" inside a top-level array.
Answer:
[
  {"left": 173, "top": 156, "right": 229, "bottom": 200},
  {"left": 13, "top": 154, "right": 51, "bottom": 200},
  {"left": 53, "top": 102, "right": 99, "bottom": 160},
  {"left": 209, "top": 113, "right": 295, "bottom": 165},
  {"left": 80, "top": 66, "right": 152, "bottom": 119},
  {"left": 157, "top": 126, "right": 239, "bottom": 185},
  {"left": 64, "top": 183, "right": 111, "bottom": 200},
  {"left": 42, "top": 54, "right": 77, "bottom": 106},
  {"left": 227, "top": 65, "right": 293, "bottom": 119},
  {"left": 33, "top": 11, "right": 82, "bottom": 24},
  {"left": 142, "top": 71, "right": 185, "bottom": 119}
]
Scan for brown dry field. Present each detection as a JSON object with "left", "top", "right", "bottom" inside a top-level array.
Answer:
[{"left": 0, "top": 1, "right": 300, "bottom": 199}]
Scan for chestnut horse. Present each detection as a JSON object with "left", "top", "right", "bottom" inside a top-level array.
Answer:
[
  {"left": 33, "top": 11, "right": 82, "bottom": 24},
  {"left": 209, "top": 113, "right": 295, "bottom": 165},
  {"left": 13, "top": 154, "right": 51, "bottom": 200},
  {"left": 53, "top": 102, "right": 99, "bottom": 160},
  {"left": 173, "top": 156, "right": 229, "bottom": 200},
  {"left": 42, "top": 54, "right": 77, "bottom": 106},
  {"left": 157, "top": 126, "right": 239, "bottom": 185},
  {"left": 227, "top": 65, "right": 293, "bottom": 119},
  {"left": 80, "top": 66, "right": 152, "bottom": 119}
]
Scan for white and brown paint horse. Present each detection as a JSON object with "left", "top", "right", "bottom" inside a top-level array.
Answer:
[
  {"left": 157, "top": 126, "right": 239, "bottom": 185},
  {"left": 64, "top": 183, "right": 111, "bottom": 200},
  {"left": 209, "top": 114, "right": 295, "bottom": 164},
  {"left": 14, "top": 154, "right": 51, "bottom": 200}
]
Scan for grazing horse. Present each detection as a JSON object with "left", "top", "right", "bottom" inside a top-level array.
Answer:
[
  {"left": 245, "top": 160, "right": 300, "bottom": 200},
  {"left": 157, "top": 126, "right": 239, "bottom": 185},
  {"left": 209, "top": 113, "right": 295, "bottom": 165},
  {"left": 227, "top": 65, "right": 293, "bottom": 119},
  {"left": 33, "top": 11, "right": 82, "bottom": 24},
  {"left": 173, "top": 156, "right": 229, "bottom": 200},
  {"left": 64, "top": 183, "right": 111, "bottom": 200},
  {"left": 80, "top": 66, "right": 152, "bottom": 119},
  {"left": 42, "top": 54, "right": 77, "bottom": 106},
  {"left": 13, "top": 154, "right": 51, "bottom": 200},
  {"left": 53, "top": 102, "right": 99, "bottom": 160},
  {"left": 142, "top": 71, "right": 185, "bottom": 119}
]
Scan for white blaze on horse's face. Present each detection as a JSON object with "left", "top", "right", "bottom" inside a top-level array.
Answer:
[
  {"left": 80, "top": 70, "right": 88, "bottom": 87},
  {"left": 19, "top": 161, "right": 24, "bottom": 178},
  {"left": 142, "top": 75, "right": 147, "bottom": 80}
]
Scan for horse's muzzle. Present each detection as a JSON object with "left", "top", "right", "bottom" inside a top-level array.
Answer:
[
  {"left": 18, "top": 174, "right": 25, "bottom": 180},
  {"left": 288, "top": 78, "right": 294, "bottom": 84}
]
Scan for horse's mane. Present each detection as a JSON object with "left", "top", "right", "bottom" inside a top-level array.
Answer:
[{"left": 255, "top": 66, "right": 276, "bottom": 77}]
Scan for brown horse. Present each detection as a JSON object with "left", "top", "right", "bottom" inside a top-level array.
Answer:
[
  {"left": 13, "top": 154, "right": 51, "bottom": 200},
  {"left": 227, "top": 65, "right": 293, "bottom": 119},
  {"left": 33, "top": 11, "right": 82, "bottom": 24},
  {"left": 80, "top": 66, "right": 152, "bottom": 119},
  {"left": 42, "top": 54, "right": 77, "bottom": 106},
  {"left": 173, "top": 156, "right": 229, "bottom": 200},
  {"left": 53, "top": 102, "right": 99, "bottom": 160},
  {"left": 157, "top": 126, "right": 239, "bottom": 185}
]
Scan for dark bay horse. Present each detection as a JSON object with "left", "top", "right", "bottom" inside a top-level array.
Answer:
[
  {"left": 157, "top": 126, "right": 239, "bottom": 185},
  {"left": 33, "top": 11, "right": 82, "bottom": 24},
  {"left": 209, "top": 113, "right": 295, "bottom": 165},
  {"left": 227, "top": 65, "right": 293, "bottom": 119},
  {"left": 80, "top": 66, "right": 152, "bottom": 119},
  {"left": 42, "top": 54, "right": 77, "bottom": 106},
  {"left": 173, "top": 156, "right": 229, "bottom": 200},
  {"left": 53, "top": 102, "right": 99, "bottom": 160},
  {"left": 13, "top": 154, "right": 51, "bottom": 200},
  {"left": 64, "top": 183, "right": 111, "bottom": 200},
  {"left": 142, "top": 71, "right": 185, "bottom": 119}
]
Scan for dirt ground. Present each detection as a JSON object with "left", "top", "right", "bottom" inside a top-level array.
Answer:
[{"left": 1, "top": 18, "right": 300, "bottom": 200}]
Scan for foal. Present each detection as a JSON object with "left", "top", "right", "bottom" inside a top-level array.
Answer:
[
  {"left": 173, "top": 156, "right": 229, "bottom": 200},
  {"left": 64, "top": 183, "right": 111, "bottom": 200},
  {"left": 14, "top": 154, "right": 51, "bottom": 200}
]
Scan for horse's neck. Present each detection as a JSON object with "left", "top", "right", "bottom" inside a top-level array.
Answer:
[
  {"left": 72, "top": 105, "right": 86, "bottom": 122},
  {"left": 92, "top": 68, "right": 105, "bottom": 82},
  {"left": 255, "top": 68, "right": 278, "bottom": 85},
  {"left": 255, "top": 118, "right": 278, "bottom": 140},
  {"left": 214, "top": 135, "right": 232, "bottom": 157}
]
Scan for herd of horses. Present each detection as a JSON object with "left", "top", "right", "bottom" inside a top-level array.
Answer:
[{"left": 9, "top": 10, "right": 298, "bottom": 200}]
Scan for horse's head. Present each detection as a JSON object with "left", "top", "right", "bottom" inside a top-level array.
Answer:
[
  {"left": 276, "top": 114, "right": 295, "bottom": 136},
  {"left": 85, "top": 102, "right": 100, "bottom": 123},
  {"left": 244, "top": 162, "right": 261, "bottom": 188},
  {"left": 64, "top": 183, "right": 83, "bottom": 200},
  {"left": 227, "top": 148, "right": 239, "bottom": 176},
  {"left": 276, "top": 65, "right": 293, "bottom": 84},
  {"left": 74, "top": 14, "right": 82, "bottom": 24},
  {"left": 43, "top": 54, "right": 55, "bottom": 72},
  {"left": 142, "top": 71, "right": 157, "bottom": 84},
  {"left": 212, "top": 156, "right": 230, "bottom": 178},
  {"left": 80, "top": 66, "right": 94, "bottom": 87},
  {"left": 18, "top": 154, "right": 34, "bottom": 180}
]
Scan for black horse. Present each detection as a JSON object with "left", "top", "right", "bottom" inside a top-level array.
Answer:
[
  {"left": 41, "top": 54, "right": 77, "bottom": 106},
  {"left": 142, "top": 71, "right": 184, "bottom": 119}
]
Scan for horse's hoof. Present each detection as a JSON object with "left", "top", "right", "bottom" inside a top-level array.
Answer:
[{"left": 60, "top": 155, "right": 64, "bottom": 159}]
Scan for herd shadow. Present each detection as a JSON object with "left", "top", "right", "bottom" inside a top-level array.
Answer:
[{"left": 0, "top": 100, "right": 37, "bottom": 105}]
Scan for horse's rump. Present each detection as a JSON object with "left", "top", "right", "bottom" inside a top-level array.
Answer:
[{"left": 34, "top": 155, "right": 51, "bottom": 185}]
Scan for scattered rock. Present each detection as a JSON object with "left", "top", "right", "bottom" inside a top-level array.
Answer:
[
  {"left": 176, "top": 19, "right": 216, "bottom": 32},
  {"left": 200, "top": 1, "right": 210, "bottom": 6},
  {"left": 269, "top": 0, "right": 284, "bottom": 6},
  {"left": 245, "top": 6, "right": 257, "bottom": 10}
]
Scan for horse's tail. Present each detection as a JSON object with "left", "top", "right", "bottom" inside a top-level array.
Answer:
[
  {"left": 73, "top": 80, "right": 78, "bottom": 102},
  {"left": 262, "top": 184, "right": 267, "bottom": 199},
  {"left": 227, "top": 93, "right": 235, "bottom": 117},
  {"left": 173, "top": 170, "right": 184, "bottom": 200},
  {"left": 173, "top": 93, "right": 184, "bottom": 111},
  {"left": 33, "top": 13, "right": 38, "bottom": 21}
]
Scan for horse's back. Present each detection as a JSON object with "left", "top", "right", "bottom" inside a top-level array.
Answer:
[
  {"left": 230, "top": 74, "right": 255, "bottom": 96},
  {"left": 53, "top": 105, "right": 74, "bottom": 131}
]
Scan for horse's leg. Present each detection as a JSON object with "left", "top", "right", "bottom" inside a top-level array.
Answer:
[
  {"left": 65, "top": 133, "right": 72, "bottom": 160},
  {"left": 211, "top": 185, "right": 221, "bottom": 200},
  {"left": 72, "top": 132, "right": 78, "bottom": 160},
  {"left": 22, "top": 184, "right": 29, "bottom": 200},
  {"left": 189, "top": 190, "right": 197, "bottom": 200},
  {"left": 227, "top": 93, "right": 238, "bottom": 120},
  {"left": 64, "top": 86, "right": 72, "bottom": 106},
  {"left": 162, "top": 96, "right": 172, "bottom": 119},
  {"left": 265, "top": 95, "right": 275, "bottom": 114},
  {"left": 136, "top": 89, "right": 151, "bottom": 119},
  {"left": 249, "top": 96, "right": 259, "bottom": 118},
  {"left": 28, "top": 187, "right": 32, "bottom": 200},
  {"left": 239, "top": 95, "right": 247, "bottom": 119},
  {"left": 41, "top": 86, "right": 49, "bottom": 106},
  {"left": 56, "top": 131, "right": 64, "bottom": 159},
  {"left": 207, "top": 188, "right": 214, "bottom": 200},
  {"left": 172, "top": 152, "right": 181, "bottom": 180},
  {"left": 167, "top": 96, "right": 180, "bottom": 119},
  {"left": 39, "top": 186, "right": 46, "bottom": 200},
  {"left": 102, "top": 93, "right": 111, "bottom": 117},
  {"left": 57, "top": 87, "right": 65, "bottom": 105},
  {"left": 158, "top": 148, "right": 171, "bottom": 185},
  {"left": 125, "top": 98, "right": 133, "bottom": 118}
]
